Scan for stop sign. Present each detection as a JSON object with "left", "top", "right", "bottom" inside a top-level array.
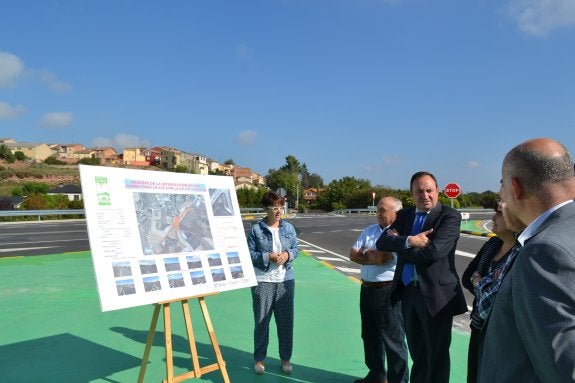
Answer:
[{"left": 444, "top": 182, "right": 461, "bottom": 198}]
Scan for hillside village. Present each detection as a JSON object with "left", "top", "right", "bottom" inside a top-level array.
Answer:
[{"left": 0, "top": 138, "right": 267, "bottom": 190}]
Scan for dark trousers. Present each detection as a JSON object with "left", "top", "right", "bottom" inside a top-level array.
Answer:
[
  {"left": 401, "top": 285, "right": 453, "bottom": 383},
  {"left": 467, "top": 324, "right": 480, "bottom": 383},
  {"left": 360, "top": 285, "right": 409, "bottom": 383}
]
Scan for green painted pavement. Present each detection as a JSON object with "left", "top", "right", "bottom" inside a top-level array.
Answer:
[{"left": 0, "top": 251, "right": 470, "bottom": 383}]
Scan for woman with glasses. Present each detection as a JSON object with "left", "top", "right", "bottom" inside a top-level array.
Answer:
[
  {"left": 247, "top": 191, "right": 299, "bottom": 375},
  {"left": 461, "top": 201, "right": 524, "bottom": 383}
]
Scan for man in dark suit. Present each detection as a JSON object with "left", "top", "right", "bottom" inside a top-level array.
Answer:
[
  {"left": 376, "top": 171, "right": 467, "bottom": 383},
  {"left": 478, "top": 138, "right": 575, "bottom": 383}
]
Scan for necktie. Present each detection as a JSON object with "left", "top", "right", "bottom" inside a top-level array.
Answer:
[{"left": 401, "top": 212, "right": 427, "bottom": 286}]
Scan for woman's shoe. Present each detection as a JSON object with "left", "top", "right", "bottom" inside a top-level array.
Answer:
[
  {"left": 254, "top": 361, "right": 265, "bottom": 374},
  {"left": 281, "top": 361, "right": 292, "bottom": 374}
]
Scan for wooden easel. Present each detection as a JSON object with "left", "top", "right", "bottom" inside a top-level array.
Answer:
[{"left": 137, "top": 294, "right": 231, "bottom": 383}]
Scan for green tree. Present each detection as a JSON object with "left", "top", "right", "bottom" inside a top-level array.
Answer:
[
  {"left": 23, "top": 193, "right": 48, "bottom": 210},
  {"left": 175, "top": 165, "right": 188, "bottom": 173},
  {"left": 44, "top": 156, "right": 67, "bottom": 165},
  {"left": 236, "top": 187, "right": 267, "bottom": 208},
  {"left": 315, "top": 176, "right": 372, "bottom": 211},
  {"left": 11, "top": 182, "right": 50, "bottom": 196},
  {"left": 14, "top": 151, "right": 26, "bottom": 161},
  {"left": 46, "top": 194, "right": 71, "bottom": 209},
  {"left": 0, "top": 145, "right": 15, "bottom": 163},
  {"left": 68, "top": 199, "right": 84, "bottom": 209},
  {"left": 77, "top": 158, "right": 100, "bottom": 165}
]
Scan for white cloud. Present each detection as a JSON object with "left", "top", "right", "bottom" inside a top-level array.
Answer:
[
  {"left": 0, "top": 51, "right": 25, "bottom": 88},
  {"left": 506, "top": 0, "right": 575, "bottom": 36},
  {"left": 0, "top": 101, "right": 26, "bottom": 119},
  {"left": 39, "top": 112, "right": 74, "bottom": 128},
  {"left": 466, "top": 161, "right": 481, "bottom": 168},
  {"left": 92, "top": 133, "right": 150, "bottom": 151},
  {"left": 33, "top": 68, "right": 72, "bottom": 92},
  {"left": 236, "top": 130, "right": 258, "bottom": 145},
  {"left": 0, "top": 50, "right": 71, "bottom": 91}
]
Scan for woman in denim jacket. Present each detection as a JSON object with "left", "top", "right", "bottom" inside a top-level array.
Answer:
[{"left": 247, "top": 191, "right": 299, "bottom": 375}]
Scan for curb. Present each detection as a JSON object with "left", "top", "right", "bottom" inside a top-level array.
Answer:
[{"left": 461, "top": 230, "right": 495, "bottom": 237}]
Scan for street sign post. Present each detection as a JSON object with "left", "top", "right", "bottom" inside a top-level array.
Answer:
[
  {"left": 444, "top": 183, "right": 461, "bottom": 198},
  {"left": 444, "top": 182, "right": 461, "bottom": 208}
]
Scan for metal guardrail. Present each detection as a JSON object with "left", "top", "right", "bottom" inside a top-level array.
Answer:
[
  {"left": 331, "top": 208, "right": 376, "bottom": 215},
  {"left": 0, "top": 209, "right": 266, "bottom": 221},
  {"left": 0, "top": 207, "right": 493, "bottom": 221},
  {"left": 0, "top": 209, "right": 86, "bottom": 220},
  {"left": 331, "top": 208, "right": 492, "bottom": 218}
]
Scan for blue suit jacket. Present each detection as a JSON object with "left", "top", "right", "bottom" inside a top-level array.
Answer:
[
  {"left": 376, "top": 203, "right": 467, "bottom": 317},
  {"left": 478, "top": 201, "right": 575, "bottom": 383}
]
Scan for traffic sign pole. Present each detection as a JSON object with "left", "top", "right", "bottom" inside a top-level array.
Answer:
[{"left": 444, "top": 182, "right": 461, "bottom": 208}]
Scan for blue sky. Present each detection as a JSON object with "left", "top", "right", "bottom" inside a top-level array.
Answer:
[{"left": 1, "top": 0, "right": 574, "bottom": 193}]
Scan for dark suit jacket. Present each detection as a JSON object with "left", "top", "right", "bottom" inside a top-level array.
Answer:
[
  {"left": 478, "top": 201, "right": 575, "bottom": 383},
  {"left": 376, "top": 203, "right": 467, "bottom": 317}
]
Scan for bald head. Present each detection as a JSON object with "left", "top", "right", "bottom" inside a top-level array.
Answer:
[{"left": 503, "top": 138, "right": 574, "bottom": 199}]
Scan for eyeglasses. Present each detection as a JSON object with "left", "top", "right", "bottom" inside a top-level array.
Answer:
[{"left": 267, "top": 206, "right": 284, "bottom": 212}]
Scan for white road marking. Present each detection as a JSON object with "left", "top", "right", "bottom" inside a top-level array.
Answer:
[
  {"left": 336, "top": 267, "right": 360, "bottom": 274},
  {"left": 298, "top": 238, "right": 350, "bottom": 261},
  {"left": 317, "top": 256, "right": 346, "bottom": 262},
  {"left": 456, "top": 250, "right": 475, "bottom": 258},
  {"left": 0, "top": 246, "right": 57, "bottom": 253}
]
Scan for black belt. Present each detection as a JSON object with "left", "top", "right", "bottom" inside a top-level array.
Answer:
[{"left": 361, "top": 280, "right": 393, "bottom": 288}]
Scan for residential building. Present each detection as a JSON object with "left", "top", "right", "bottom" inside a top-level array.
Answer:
[
  {"left": 123, "top": 147, "right": 151, "bottom": 167},
  {"left": 50, "top": 143, "right": 86, "bottom": 162},
  {"left": 47, "top": 184, "right": 83, "bottom": 201},
  {"left": 93, "top": 147, "right": 119, "bottom": 165},
  {"left": 303, "top": 188, "right": 324, "bottom": 204},
  {"left": 3, "top": 142, "right": 55, "bottom": 162}
]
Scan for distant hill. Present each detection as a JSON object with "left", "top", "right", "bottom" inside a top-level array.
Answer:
[{"left": 0, "top": 161, "right": 80, "bottom": 196}]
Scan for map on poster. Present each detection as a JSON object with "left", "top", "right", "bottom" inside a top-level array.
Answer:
[{"left": 79, "top": 165, "right": 257, "bottom": 312}]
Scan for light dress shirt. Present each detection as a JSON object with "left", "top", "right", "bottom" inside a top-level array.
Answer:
[
  {"left": 353, "top": 224, "right": 396, "bottom": 282},
  {"left": 517, "top": 200, "right": 573, "bottom": 246},
  {"left": 254, "top": 226, "right": 294, "bottom": 283}
]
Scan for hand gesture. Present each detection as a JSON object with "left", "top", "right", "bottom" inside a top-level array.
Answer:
[{"left": 408, "top": 228, "right": 434, "bottom": 248}]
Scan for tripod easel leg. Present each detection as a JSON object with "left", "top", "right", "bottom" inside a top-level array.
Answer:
[
  {"left": 164, "top": 302, "right": 174, "bottom": 383},
  {"left": 138, "top": 304, "right": 161, "bottom": 383},
  {"left": 137, "top": 295, "right": 231, "bottom": 383},
  {"left": 181, "top": 300, "right": 201, "bottom": 377},
  {"left": 199, "top": 296, "right": 231, "bottom": 383}
]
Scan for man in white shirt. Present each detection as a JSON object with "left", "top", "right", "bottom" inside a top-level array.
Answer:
[{"left": 350, "top": 196, "right": 409, "bottom": 383}]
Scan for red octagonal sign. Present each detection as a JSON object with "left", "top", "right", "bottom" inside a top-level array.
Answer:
[{"left": 444, "top": 182, "right": 461, "bottom": 199}]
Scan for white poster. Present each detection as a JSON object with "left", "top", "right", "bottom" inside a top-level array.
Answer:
[{"left": 79, "top": 165, "right": 257, "bottom": 312}]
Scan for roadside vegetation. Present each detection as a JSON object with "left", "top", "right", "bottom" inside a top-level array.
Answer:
[{"left": 0, "top": 148, "right": 499, "bottom": 215}]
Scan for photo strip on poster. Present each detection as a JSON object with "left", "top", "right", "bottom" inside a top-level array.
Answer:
[{"left": 79, "top": 165, "right": 257, "bottom": 312}]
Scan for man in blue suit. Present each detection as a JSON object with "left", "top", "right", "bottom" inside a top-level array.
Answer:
[
  {"left": 376, "top": 171, "right": 467, "bottom": 383},
  {"left": 478, "top": 138, "right": 575, "bottom": 383}
]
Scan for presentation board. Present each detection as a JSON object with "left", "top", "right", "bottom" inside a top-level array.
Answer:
[{"left": 79, "top": 165, "right": 257, "bottom": 311}]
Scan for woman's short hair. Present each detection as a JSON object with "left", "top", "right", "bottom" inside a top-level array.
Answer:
[{"left": 262, "top": 191, "right": 284, "bottom": 207}]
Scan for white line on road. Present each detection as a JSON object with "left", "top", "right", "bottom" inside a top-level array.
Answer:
[
  {"left": 0, "top": 246, "right": 57, "bottom": 253},
  {"left": 298, "top": 238, "right": 349, "bottom": 261},
  {"left": 336, "top": 267, "right": 360, "bottom": 274},
  {"left": 317, "top": 256, "right": 346, "bottom": 262},
  {"left": 456, "top": 250, "right": 475, "bottom": 258}
]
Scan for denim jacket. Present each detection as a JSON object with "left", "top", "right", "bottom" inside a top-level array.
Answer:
[{"left": 247, "top": 218, "right": 299, "bottom": 272}]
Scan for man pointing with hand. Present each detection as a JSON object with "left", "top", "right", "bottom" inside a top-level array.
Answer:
[{"left": 376, "top": 171, "right": 467, "bottom": 383}]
